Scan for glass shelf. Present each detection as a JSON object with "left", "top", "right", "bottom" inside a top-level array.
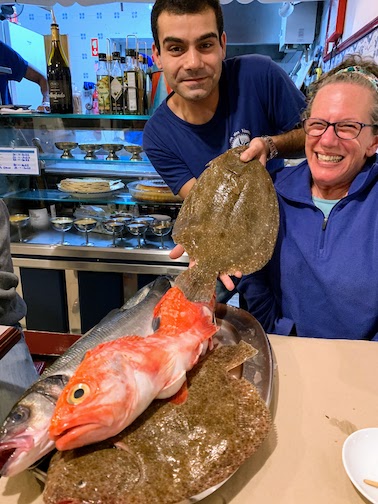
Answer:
[
  {"left": 2, "top": 188, "right": 135, "bottom": 205},
  {"left": 0, "top": 113, "right": 151, "bottom": 130},
  {"left": 42, "top": 153, "right": 150, "bottom": 163},
  {"left": 1, "top": 189, "right": 183, "bottom": 207},
  {"left": 0, "top": 113, "right": 151, "bottom": 120}
]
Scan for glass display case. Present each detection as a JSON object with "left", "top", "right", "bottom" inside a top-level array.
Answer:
[{"left": 0, "top": 113, "right": 188, "bottom": 334}]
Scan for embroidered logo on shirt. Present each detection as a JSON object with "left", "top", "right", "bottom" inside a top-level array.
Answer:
[{"left": 230, "top": 129, "right": 251, "bottom": 148}]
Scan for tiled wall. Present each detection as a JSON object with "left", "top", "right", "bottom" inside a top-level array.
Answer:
[
  {"left": 16, "top": 2, "right": 153, "bottom": 90},
  {"left": 322, "top": 26, "right": 378, "bottom": 71},
  {"left": 14, "top": 3, "right": 378, "bottom": 87}
]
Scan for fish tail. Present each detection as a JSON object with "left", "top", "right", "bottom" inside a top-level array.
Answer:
[{"left": 174, "top": 266, "right": 217, "bottom": 303}]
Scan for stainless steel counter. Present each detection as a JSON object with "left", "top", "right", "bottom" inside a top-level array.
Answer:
[{"left": 11, "top": 230, "right": 189, "bottom": 333}]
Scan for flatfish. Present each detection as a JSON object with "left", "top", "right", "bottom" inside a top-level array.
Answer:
[
  {"left": 173, "top": 146, "right": 279, "bottom": 302},
  {"left": 43, "top": 341, "right": 272, "bottom": 504}
]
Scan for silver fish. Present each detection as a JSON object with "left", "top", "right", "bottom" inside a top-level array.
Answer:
[{"left": 0, "top": 276, "right": 173, "bottom": 477}]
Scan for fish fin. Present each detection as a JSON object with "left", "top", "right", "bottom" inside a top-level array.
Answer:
[
  {"left": 169, "top": 381, "right": 188, "bottom": 405},
  {"left": 84, "top": 335, "right": 146, "bottom": 359},
  {"left": 151, "top": 315, "right": 160, "bottom": 332},
  {"left": 157, "top": 372, "right": 186, "bottom": 400},
  {"left": 210, "top": 341, "right": 258, "bottom": 371},
  {"left": 174, "top": 266, "right": 217, "bottom": 303}
]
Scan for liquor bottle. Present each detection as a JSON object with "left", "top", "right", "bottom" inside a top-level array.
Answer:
[
  {"left": 96, "top": 53, "right": 111, "bottom": 114},
  {"left": 138, "top": 52, "right": 147, "bottom": 115},
  {"left": 110, "top": 51, "right": 124, "bottom": 115},
  {"left": 124, "top": 49, "right": 139, "bottom": 115},
  {"left": 47, "top": 22, "right": 73, "bottom": 114}
]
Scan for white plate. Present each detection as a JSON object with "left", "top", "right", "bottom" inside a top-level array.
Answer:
[
  {"left": 57, "top": 182, "right": 124, "bottom": 198},
  {"left": 0, "top": 104, "right": 31, "bottom": 110},
  {"left": 342, "top": 428, "right": 378, "bottom": 503}
]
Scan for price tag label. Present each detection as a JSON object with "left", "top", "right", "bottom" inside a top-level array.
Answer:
[{"left": 0, "top": 147, "right": 40, "bottom": 175}]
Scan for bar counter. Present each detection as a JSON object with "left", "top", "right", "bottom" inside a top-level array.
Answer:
[{"left": 1, "top": 335, "right": 377, "bottom": 503}]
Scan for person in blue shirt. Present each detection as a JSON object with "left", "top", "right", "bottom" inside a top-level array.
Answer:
[
  {"left": 144, "top": 0, "right": 306, "bottom": 201},
  {"left": 0, "top": 41, "right": 49, "bottom": 108},
  {"left": 144, "top": 0, "right": 307, "bottom": 296},
  {"left": 238, "top": 55, "right": 378, "bottom": 340}
]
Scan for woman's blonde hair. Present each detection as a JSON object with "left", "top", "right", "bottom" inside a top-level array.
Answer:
[{"left": 304, "top": 54, "right": 378, "bottom": 134}]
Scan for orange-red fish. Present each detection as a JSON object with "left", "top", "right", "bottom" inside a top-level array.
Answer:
[{"left": 49, "top": 286, "right": 217, "bottom": 451}]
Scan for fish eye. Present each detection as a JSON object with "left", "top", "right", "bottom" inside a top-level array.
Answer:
[
  {"left": 10, "top": 405, "right": 30, "bottom": 424},
  {"left": 67, "top": 383, "right": 91, "bottom": 405}
]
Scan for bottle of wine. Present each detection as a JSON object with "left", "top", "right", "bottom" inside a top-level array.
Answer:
[
  {"left": 110, "top": 51, "right": 124, "bottom": 115},
  {"left": 124, "top": 49, "right": 139, "bottom": 115},
  {"left": 47, "top": 22, "right": 73, "bottom": 114},
  {"left": 96, "top": 52, "right": 111, "bottom": 115}
]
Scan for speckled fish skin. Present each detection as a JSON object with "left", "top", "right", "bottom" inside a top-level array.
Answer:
[
  {"left": 173, "top": 146, "right": 279, "bottom": 302},
  {"left": 43, "top": 341, "right": 272, "bottom": 504},
  {"left": 0, "top": 276, "right": 173, "bottom": 478}
]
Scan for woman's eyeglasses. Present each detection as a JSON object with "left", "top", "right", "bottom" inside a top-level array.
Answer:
[{"left": 303, "top": 118, "right": 378, "bottom": 140}]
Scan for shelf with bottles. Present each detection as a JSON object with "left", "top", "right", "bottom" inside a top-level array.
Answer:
[{"left": 0, "top": 112, "right": 150, "bottom": 128}]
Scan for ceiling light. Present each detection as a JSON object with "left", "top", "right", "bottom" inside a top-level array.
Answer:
[{"left": 236, "top": 0, "right": 254, "bottom": 3}]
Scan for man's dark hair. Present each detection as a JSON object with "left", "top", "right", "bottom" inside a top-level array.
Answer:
[{"left": 151, "top": 0, "right": 224, "bottom": 54}]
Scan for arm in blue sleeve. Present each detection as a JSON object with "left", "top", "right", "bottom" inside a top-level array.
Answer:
[{"left": 237, "top": 266, "right": 294, "bottom": 335}]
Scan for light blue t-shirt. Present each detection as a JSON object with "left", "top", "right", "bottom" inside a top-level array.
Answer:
[{"left": 312, "top": 196, "right": 340, "bottom": 218}]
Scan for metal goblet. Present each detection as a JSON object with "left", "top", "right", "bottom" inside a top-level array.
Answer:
[
  {"left": 51, "top": 217, "right": 74, "bottom": 245},
  {"left": 149, "top": 219, "right": 173, "bottom": 249},
  {"left": 9, "top": 214, "right": 30, "bottom": 242},
  {"left": 73, "top": 218, "right": 97, "bottom": 246},
  {"left": 126, "top": 221, "right": 148, "bottom": 248},
  {"left": 103, "top": 219, "right": 125, "bottom": 247}
]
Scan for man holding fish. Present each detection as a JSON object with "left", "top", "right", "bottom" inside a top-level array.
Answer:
[
  {"left": 143, "top": 0, "right": 306, "bottom": 294},
  {"left": 143, "top": 0, "right": 306, "bottom": 200}
]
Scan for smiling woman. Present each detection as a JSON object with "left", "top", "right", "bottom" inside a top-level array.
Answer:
[{"left": 237, "top": 54, "right": 378, "bottom": 341}]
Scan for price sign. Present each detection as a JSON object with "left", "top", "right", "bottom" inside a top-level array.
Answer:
[
  {"left": 0, "top": 147, "right": 39, "bottom": 175},
  {"left": 91, "top": 38, "right": 99, "bottom": 57}
]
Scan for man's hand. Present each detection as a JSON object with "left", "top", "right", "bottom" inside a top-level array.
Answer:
[
  {"left": 239, "top": 137, "right": 269, "bottom": 164},
  {"left": 169, "top": 244, "right": 242, "bottom": 290}
]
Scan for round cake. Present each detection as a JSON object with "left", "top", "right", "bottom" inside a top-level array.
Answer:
[{"left": 128, "top": 179, "right": 182, "bottom": 203}]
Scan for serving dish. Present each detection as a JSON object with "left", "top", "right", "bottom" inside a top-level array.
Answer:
[
  {"left": 78, "top": 144, "right": 103, "bottom": 160},
  {"left": 102, "top": 143, "right": 124, "bottom": 161},
  {"left": 55, "top": 142, "right": 78, "bottom": 159},
  {"left": 0, "top": 104, "right": 31, "bottom": 110},
  {"left": 124, "top": 145, "right": 144, "bottom": 160},
  {"left": 58, "top": 178, "right": 125, "bottom": 198},
  {"left": 31, "top": 304, "right": 273, "bottom": 503},
  {"left": 128, "top": 179, "right": 182, "bottom": 203},
  {"left": 343, "top": 427, "right": 378, "bottom": 504},
  {"left": 58, "top": 187, "right": 124, "bottom": 199}
]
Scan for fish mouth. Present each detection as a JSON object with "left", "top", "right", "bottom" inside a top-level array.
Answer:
[
  {"left": 53, "top": 423, "right": 103, "bottom": 451},
  {"left": 0, "top": 436, "right": 34, "bottom": 476},
  {"left": 0, "top": 447, "right": 16, "bottom": 474}
]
